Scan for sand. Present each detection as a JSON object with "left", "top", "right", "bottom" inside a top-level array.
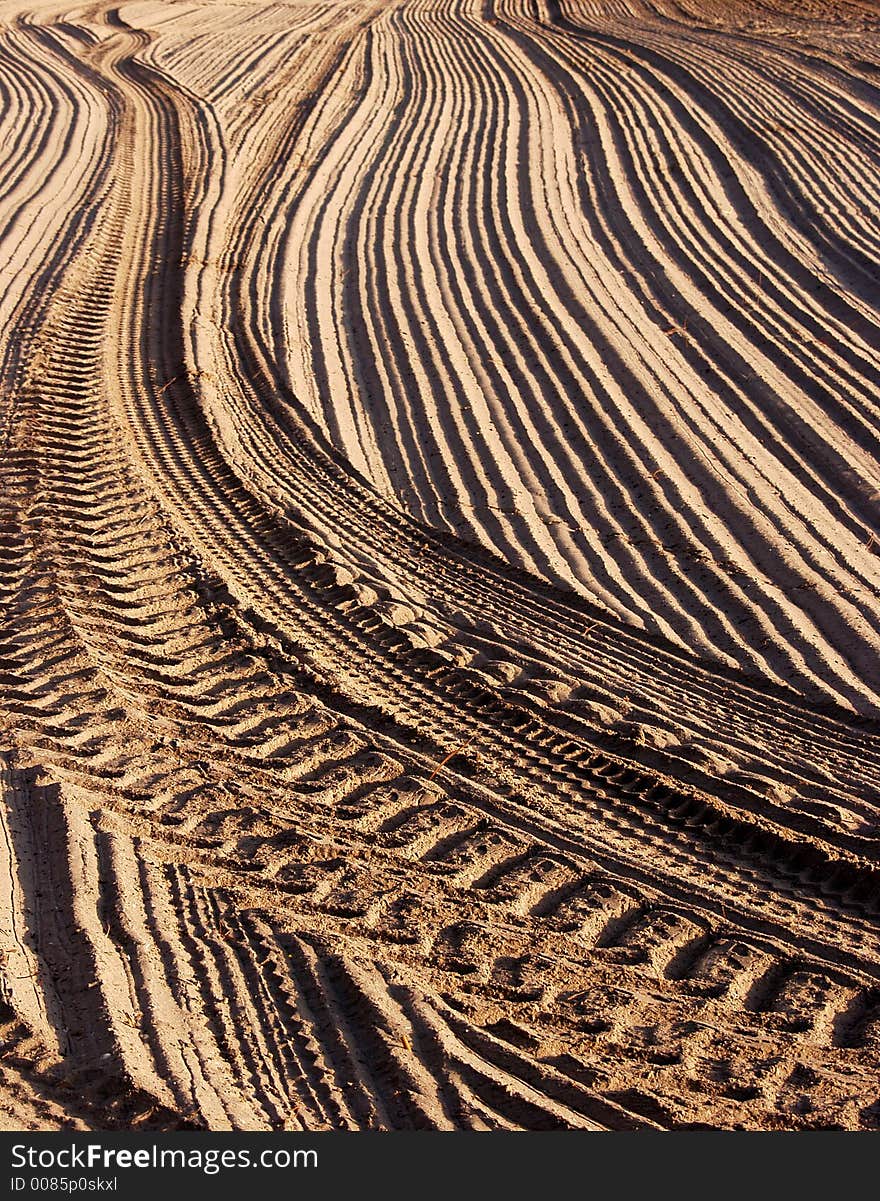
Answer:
[{"left": 1, "top": 0, "right": 879, "bottom": 1130}]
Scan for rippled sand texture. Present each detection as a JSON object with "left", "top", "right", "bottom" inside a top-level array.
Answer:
[{"left": 2, "top": 0, "right": 880, "bottom": 1130}]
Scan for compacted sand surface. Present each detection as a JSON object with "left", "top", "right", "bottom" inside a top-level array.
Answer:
[{"left": 2, "top": 0, "right": 880, "bottom": 1130}]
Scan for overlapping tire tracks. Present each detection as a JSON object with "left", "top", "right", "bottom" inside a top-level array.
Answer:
[{"left": 1, "top": 0, "right": 880, "bottom": 1128}]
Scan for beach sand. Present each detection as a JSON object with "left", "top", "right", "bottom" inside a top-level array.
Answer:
[{"left": 1, "top": 0, "right": 880, "bottom": 1129}]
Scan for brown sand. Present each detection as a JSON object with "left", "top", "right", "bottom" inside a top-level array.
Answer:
[{"left": 1, "top": 0, "right": 880, "bottom": 1130}]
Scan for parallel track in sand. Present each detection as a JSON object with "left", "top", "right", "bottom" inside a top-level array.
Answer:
[{"left": 1, "top": 0, "right": 880, "bottom": 1128}]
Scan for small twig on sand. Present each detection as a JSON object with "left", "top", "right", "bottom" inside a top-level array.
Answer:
[
  {"left": 410, "top": 736, "right": 480, "bottom": 810},
  {"left": 663, "top": 316, "right": 689, "bottom": 338},
  {"left": 425, "top": 734, "right": 477, "bottom": 784},
  {"left": 564, "top": 988, "right": 591, "bottom": 1006},
  {"left": 157, "top": 374, "right": 182, "bottom": 396}
]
